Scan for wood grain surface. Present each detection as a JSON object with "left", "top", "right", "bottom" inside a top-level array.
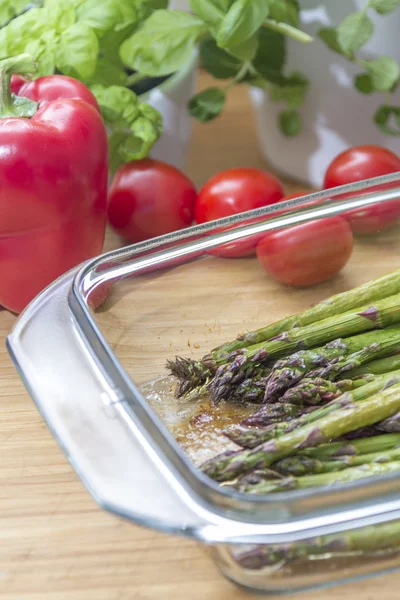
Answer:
[{"left": 1, "top": 71, "right": 400, "bottom": 600}]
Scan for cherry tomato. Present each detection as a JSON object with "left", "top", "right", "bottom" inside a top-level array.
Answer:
[
  {"left": 195, "top": 168, "right": 284, "bottom": 258},
  {"left": 323, "top": 145, "right": 400, "bottom": 235},
  {"left": 256, "top": 217, "right": 353, "bottom": 287},
  {"left": 107, "top": 159, "right": 197, "bottom": 243}
]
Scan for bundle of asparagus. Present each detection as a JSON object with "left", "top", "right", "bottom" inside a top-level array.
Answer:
[
  {"left": 167, "top": 269, "right": 400, "bottom": 500},
  {"left": 165, "top": 270, "right": 400, "bottom": 569}
]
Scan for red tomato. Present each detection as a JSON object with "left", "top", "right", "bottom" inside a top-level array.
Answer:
[
  {"left": 323, "top": 145, "right": 400, "bottom": 235},
  {"left": 108, "top": 159, "right": 197, "bottom": 243},
  {"left": 195, "top": 168, "right": 284, "bottom": 257},
  {"left": 256, "top": 217, "right": 353, "bottom": 287}
]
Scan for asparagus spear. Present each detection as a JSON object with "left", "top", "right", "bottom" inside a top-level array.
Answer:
[
  {"left": 208, "top": 268, "right": 400, "bottom": 364},
  {"left": 280, "top": 377, "right": 358, "bottom": 406},
  {"left": 228, "top": 372, "right": 400, "bottom": 449},
  {"left": 347, "top": 352, "right": 400, "bottom": 378},
  {"left": 378, "top": 411, "right": 400, "bottom": 433},
  {"left": 201, "top": 384, "right": 400, "bottom": 482},
  {"left": 266, "top": 325, "right": 400, "bottom": 402},
  {"left": 234, "top": 521, "right": 400, "bottom": 569},
  {"left": 298, "top": 433, "right": 400, "bottom": 459},
  {"left": 274, "top": 445, "right": 400, "bottom": 476},
  {"left": 241, "top": 403, "right": 318, "bottom": 427},
  {"left": 239, "top": 459, "right": 400, "bottom": 494},
  {"left": 209, "top": 293, "right": 400, "bottom": 402}
]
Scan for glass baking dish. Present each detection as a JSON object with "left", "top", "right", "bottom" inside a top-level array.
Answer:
[{"left": 8, "top": 172, "right": 400, "bottom": 594}]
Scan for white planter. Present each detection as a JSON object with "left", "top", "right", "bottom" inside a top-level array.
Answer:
[
  {"left": 143, "top": 49, "right": 198, "bottom": 171},
  {"left": 250, "top": 0, "right": 400, "bottom": 188}
]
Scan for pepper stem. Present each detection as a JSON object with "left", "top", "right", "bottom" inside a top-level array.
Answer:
[{"left": 0, "top": 53, "right": 38, "bottom": 118}]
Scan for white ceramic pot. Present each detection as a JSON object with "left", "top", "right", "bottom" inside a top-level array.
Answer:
[
  {"left": 250, "top": 0, "right": 400, "bottom": 187},
  {"left": 142, "top": 48, "right": 198, "bottom": 171}
]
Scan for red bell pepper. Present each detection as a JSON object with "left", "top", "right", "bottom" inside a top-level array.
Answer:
[{"left": 0, "top": 54, "right": 109, "bottom": 313}]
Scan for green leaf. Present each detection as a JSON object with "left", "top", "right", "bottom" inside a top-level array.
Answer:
[
  {"left": 44, "top": 0, "right": 76, "bottom": 30},
  {"left": 269, "top": 71, "right": 308, "bottom": 108},
  {"left": 91, "top": 84, "right": 139, "bottom": 126},
  {"left": 189, "top": 0, "right": 224, "bottom": 36},
  {"left": 373, "top": 104, "right": 400, "bottom": 136},
  {"left": 371, "top": 0, "right": 400, "bottom": 15},
  {"left": 253, "top": 28, "right": 286, "bottom": 74},
  {"left": 55, "top": 22, "right": 99, "bottom": 80},
  {"left": 318, "top": 27, "right": 352, "bottom": 57},
  {"left": 337, "top": 12, "right": 374, "bottom": 54},
  {"left": 199, "top": 37, "right": 243, "bottom": 79},
  {"left": 92, "top": 85, "right": 162, "bottom": 174},
  {"left": 0, "top": 8, "right": 46, "bottom": 57},
  {"left": 360, "top": 56, "right": 400, "bottom": 91},
  {"left": 0, "top": 0, "right": 34, "bottom": 27},
  {"left": 217, "top": 0, "right": 269, "bottom": 49},
  {"left": 188, "top": 87, "right": 226, "bottom": 122},
  {"left": 136, "top": 0, "right": 168, "bottom": 20},
  {"left": 268, "top": 0, "right": 300, "bottom": 27},
  {"left": 354, "top": 72, "right": 374, "bottom": 94},
  {"left": 76, "top": 0, "right": 138, "bottom": 37},
  {"left": 120, "top": 10, "right": 207, "bottom": 76},
  {"left": 227, "top": 33, "right": 258, "bottom": 61},
  {"left": 279, "top": 109, "right": 302, "bottom": 136},
  {"left": 25, "top": 34, "right": 56, "bottom": 75}
]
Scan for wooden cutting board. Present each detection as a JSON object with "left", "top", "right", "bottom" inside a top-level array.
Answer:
[{"left": 1, "top": 71, "right": 400, "bottom": 600}]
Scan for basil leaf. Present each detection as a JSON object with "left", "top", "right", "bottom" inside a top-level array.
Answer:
[
  {"left": 137, "top": 0, "right": 168, "bottom": 20},
  {"left": 279, "top": 109, "right": 302, "bottom": 136},
  {"left": 374, "top": 104, "right": 400, "bottom": 135},
  {"left": 217, "top": 0, "right": 269, "bottom": 49},
  {"left": 0, "top": 8, "right": 46, "bottom": 56},
  {"left": 228, "top": 33, "right": 258, "bottom": 61},
  {"left": 0, "top": 0, "right": 33, "bottom": 27},
  {"left": 25, "top": 33, "right": 56, "bottom": 75},
  {"left": 76, "top": 0, "right": 137, "bottom": 37},
  {"left": 120, "top": 10, "right": 207, "bottom": 76},
  {"left": 269, "top": 71, "right": 308, "bottom": 108},
  {"left": 253, "top": 28, "right": 286, "bottom": 73},
  {"left": 360, "top": 56, "right": 400, "bottom": 91},
  {"left": 188, "top": 87, "right": 226, "bottom": 122},
  {"left": 44, "top": 0, "right": 76, "bottom": 30},
  {"left": 354, "top": 73, "right": 374, "bottom": 94},
  {"left": 91, "top": 84, "right": 140, "bottom": 126},
  {"left": 337, "top": 12, "right": 374, "bottom": 54},
  {"left": 93, "top": 85, "right": 162, "bottom": 173},
  {"left": 189, "top": 0, "right": 224, "bottom": 35},
  {"left": 200, "top": 37, "right": 243, "bottom": 79},
  {"left": 318, "top": 27, "right": 352, "bottom": 57},
  {"left": 371, "top": 0, "right": 400, "bottom": 15},
  {"left": 268, "top": 0, "right": 300, "bottom": 27},
  {"left": 55, "top": 22, "right": 99, "bottom": 80},
  {"left": 122, "top": 112, "right": 162, "bottom": 160}
]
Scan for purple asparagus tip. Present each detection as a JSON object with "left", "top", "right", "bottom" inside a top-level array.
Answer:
[{"left": 357, "top": 306, "right": 378, "bottom": 322}]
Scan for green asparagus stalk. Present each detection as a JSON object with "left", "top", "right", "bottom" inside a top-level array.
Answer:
[
  {"left": 239, "top": 459, "right": 400, "bottom": 494},
  {"left": 228, "top": 372, "right": 400, "bottom": 449},
  {"left": 274, "top": 445, "right": 400, "bottom": 476},
  {"left": 266, "top": 325, "right": 400, "bottom": 402},
  {"left": 377, "top": 410, "right": 400, "bottom": 433},
  {"left": 262, "top": 341, "right": 348, "bottom": 402},
  {"left": 299, "top": 433, "right": 400, "bottom": 458},
  {"left": 208, "top": 268, "right": 400, "bottom": 364},
  {"left": 279, "top": 377, "right": 359, "bottom": 406},
  {"left": 201, "top": 384, "right": 400, "bottom": 482},
  {"left": 346, "top": 352, "right": 400, "bottom": 378},
  {"left": 234, "top": 521, "right": 400, "bottom": 570},
  {"left": 209, "top": 293, "right": 400, "bottom": 402}
]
